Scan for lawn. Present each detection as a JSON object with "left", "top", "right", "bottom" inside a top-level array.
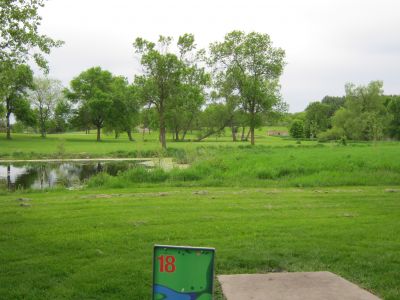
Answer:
[
  {"left": 0, "top": 187, "right": 399, "bottom": 299},
  {"left": 0, "top": 127, "right": 315, "bottom": 159},
  {"left": 1, "top": 132, "right": 400, "bottom": 299}
]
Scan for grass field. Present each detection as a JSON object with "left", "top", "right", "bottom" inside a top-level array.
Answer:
[
  {"left": 1, "top": 187, "right": 399, "bottom": 299},
  {"left": 0, "top": 128, "right": 315, "bottom": 159},
  {"left": 1, "top": 131, "right": 400, "bottom": 299}
]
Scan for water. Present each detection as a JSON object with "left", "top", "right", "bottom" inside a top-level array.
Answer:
[{"left": 0, "top": 160, "right": 147, "bottom": 191}]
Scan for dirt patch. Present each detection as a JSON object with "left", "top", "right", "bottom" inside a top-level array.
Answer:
[
  {"left": 16, "top": 197, "right": 31, "bottom": 202},
  {"left": 193, "top": 190, "right": 209, "bottom": 195},
  {"left": 338, "top": 212, "right": 359, "bottom": 218},
  {"left": 384, "top": 188, "right": 400, "bottom": 193},
  {"left": 19, "top": 203, "right": 31, "bottom": 207},
  {"left": 130, "top": 220, "right": 148, "bottom": 227}
]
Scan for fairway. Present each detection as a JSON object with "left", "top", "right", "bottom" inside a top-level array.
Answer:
[
  {"left": 1, "top": 187, "right": 399, "bottom": 299},
  {"left": 0, "top": 129, "right": 314, "bottom": 159}
]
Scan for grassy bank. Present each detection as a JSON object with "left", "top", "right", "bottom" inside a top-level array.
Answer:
[
  {"left": 0, "top": 187, "right": 399, "bottom": 299},
  {"left": 86, "top": 143, "right": 400, "bottom": 188}
]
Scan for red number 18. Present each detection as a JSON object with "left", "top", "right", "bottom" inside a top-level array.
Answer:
[{"left": 158, "top": 255, "right": 176, "bottom": 273}]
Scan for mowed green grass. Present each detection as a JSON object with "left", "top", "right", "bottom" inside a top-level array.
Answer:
[
  {"left": 0, "top": 127, "right": 314, "bottom": 159},
  {"left": 0, "top": 187, "right": 399, "bottom": 299}
]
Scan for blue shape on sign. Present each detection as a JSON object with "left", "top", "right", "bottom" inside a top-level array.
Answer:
[{"left": 154, "top": 284, "right": 198, "bottom": 300}]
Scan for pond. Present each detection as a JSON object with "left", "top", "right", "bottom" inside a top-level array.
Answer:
[{"left": 0, "top": 160, "right": 151, "bottom": 191}]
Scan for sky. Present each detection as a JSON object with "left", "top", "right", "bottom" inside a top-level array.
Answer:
[{"left": 35, "top": 0, "right": 400, "bottom": 112}]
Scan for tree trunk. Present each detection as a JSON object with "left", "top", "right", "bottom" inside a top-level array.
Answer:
[
  {"left": 159, "top": 109, "right": 167, "bottom": 149},
  {"left": 7, "top": 164, "right": 11, "bottom": 190},
  {"left": 96, "top": 126, "right": 101, "bottom": 142},
  {"left": 127, "top": 129, "right": 133, "bottom": 141},
  {"left": 6, "top": 112, "right": 11, "bottom": 140},
  {"left": 160, "top": 126, "right": 166, "bottom": 149},
  {"left": 182, "top": 130, "right": 188, "bottom": 141},
  {"left": 41, "top": 123, "right": 46, "bottom": 138},
  {"left": 196, "top": 124, "right": 227, "bottom": 142},
  {"left": 245, "top": 128, "right": 251, "bottom": 141},
  {"left": 115, "top": 131, "right": 119, "bottom": 139},
  {"left": 231, "top": 125, "right": 237, "bottom": 142},
  {"left": 241, "top": 126, "right": 245, "bottom": 141},
  {"left": 250, "top": 126, "right": 255, "bottom": 145}
]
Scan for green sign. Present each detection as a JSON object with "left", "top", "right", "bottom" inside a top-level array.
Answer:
[{"left": 152, "top": 245, "right": 215, "bottom": 300}]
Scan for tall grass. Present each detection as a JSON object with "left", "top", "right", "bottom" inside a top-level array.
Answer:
[{"left": 86, "top": 143, "right": 400, "bottom": 188}]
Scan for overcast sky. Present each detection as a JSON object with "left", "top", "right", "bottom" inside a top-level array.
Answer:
[{"left": 35, "top": 0, "right": 400, "bottom": 112}]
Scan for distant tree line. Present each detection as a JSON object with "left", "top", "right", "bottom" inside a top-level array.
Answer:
[
  {"left": 289, "top": 81, "right": 400, "bottom": 141},
  {"left": 1, "top": 19, "right": 288, "bottom": 148}
]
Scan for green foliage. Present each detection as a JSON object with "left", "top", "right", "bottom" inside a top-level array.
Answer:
[
  {"left": 52, "top": 98, "right": 72, "bottom": 133},
  {"left": 289, "top": 119, "right": 304, "bottom": 138},
  {"left": 304, "top": 101, "right": 331, "bottom": 138},
  {"left": 1, "top": 63, "right": 35, "bottom": 138},
  {"left": 332, "top": 81, "right": 388, "bottom": 141},
  {"left": 0, "top": 0, "right": 63, "bottom": 70},
  {"left": 68, "top": 67, "right": 115, "bottom": 141},
  {"left": 134, "top": 34, "right": 208, "bottom": 148},
  {"left": 317, "top": 126, "right": 345, "bottom": 142},
  {"left": 209, "top": 31, "right": 286, "bottom": 145},
  {"left": 108, "top": 76, "right": 139, "bottom": 141},
  {"left": 387, "top": 96, "right": 400, "bottom": 139}
]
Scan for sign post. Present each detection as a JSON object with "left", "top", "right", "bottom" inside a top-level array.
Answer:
[{"left": 153, "top": 245, "right": 215, "bottom": 300}]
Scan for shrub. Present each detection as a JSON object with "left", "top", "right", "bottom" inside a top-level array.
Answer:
[{"left": 290, "top": 119, "right": 304, "bottom": 138}]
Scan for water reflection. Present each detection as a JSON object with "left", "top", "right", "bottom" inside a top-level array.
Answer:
[{"left": 0, "top": 161, "right": 141, "bottom": 191}]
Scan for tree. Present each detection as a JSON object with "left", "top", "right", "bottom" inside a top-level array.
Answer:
[
  {"left": 133, "top": 36, "right": 184, "bottom": 149},
  {"left": 196, "top": 103, "right": 234, "bottom": 141},
  {"left": 209, "top": 31, "right": 286, "bottom": 145},
  {"left": 1, "top": 0, "right": 62, "bottom": 138},
  {"left": 52, "top": 98, "right": 72, "bottom": 133},
  {"left": 0, "top": 0, "right": 63, "bottom": 69},
  {"left": 304, "top": 101, "right": 331, "bottom": 138},
  {"left": 166, "top": 34, "right": 209, "bottom": 141},
  {"left": 29, "top": 77, "right": 64, "bottom": 137},
  {"left": 1, "top": 63, "right": 35, "bottom": 139},
  {"left": 387, "top": 96, "right": 400, "bottom": 139},
  {"left": 321, "top": 95, "right": 345, "bottom": 117},
  {"left": 332, "top": 81, "right": 388, "bottom": 140},
  {"left": 290, "top": 119, "right": 304, "bottom": 139},
  {"left": 68, "top": 67, "right": 114, "bottom": 141},
  {"left": 108, "top": 76, "right": 139, "bottom": 141}
]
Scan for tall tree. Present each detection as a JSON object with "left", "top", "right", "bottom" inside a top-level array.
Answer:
[
  {"left": 1, "top": 63, "right": 34, "bottom": 139},
  {"left": 1, "top": 0, "right": 63, "bottom": 138},
  {"left": 133, "top": 36, "right": 183, "bottom": 149},
  {"left": 29, "top": 77, "right": 63, "bottom": 137},
  {"left": 0, "top": 0, "right": 63, "bottom": 69},
  {"left": 210, "top": 31, "right": 286, "bottom": 145},
  {"left": 166, "top": 34, "right": 209, "bottom": 141},
  {"left": 68, "top": 67, "right": 114, "bottom": 141},
  {"left": 53, "top": 98, "right": 72, "bottom": 133},
  {"left": 109, "top": 76, "right": 139, "bottom": 141}
]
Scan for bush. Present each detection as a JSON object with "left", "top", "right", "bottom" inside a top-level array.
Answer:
[
  {"left": 290, "top": 119, "right": 304, "bottom": 138},
  {"left": 318, "top": 127, "right": 345, "bottom": 142},
  {"left": 87, "top": 172, "right": 113, "bottom": 187}
]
